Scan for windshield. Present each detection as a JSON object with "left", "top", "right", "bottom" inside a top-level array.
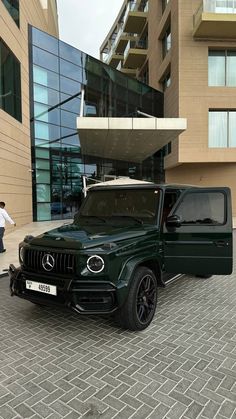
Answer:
[{"left": 76, "top": 188, "right": 160, "bottom": 225}]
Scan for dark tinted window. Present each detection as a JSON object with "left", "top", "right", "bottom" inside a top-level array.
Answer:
[
  {"left": 174, "top": 191, "right": 225, "bottom": 225},
  {"left": 0, "top": 38, "right": 21, "bottom": 121},
  {"left": 78, "top": 188, "right": 160, "bottom": 224},
  {"left": 2, "top": 0, "right": 19, "bottom": 26}
]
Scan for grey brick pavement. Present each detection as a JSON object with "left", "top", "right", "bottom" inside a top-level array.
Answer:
[{"left": 0, "top": 234, "right": 236, "bottom": 418}]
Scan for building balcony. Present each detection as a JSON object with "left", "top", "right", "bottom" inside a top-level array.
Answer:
[
  {"left": 114, "top": 31, "right": 137, "bottom": 54},
  {"left": 123, "top": 39, "right": 147, "bottom": 69},
  {"left": 104, "top": 49, "right": 124, "bottom": 67},
  {"left": 193, "top": 0, "right": 236, "bottom": 39},
  {"left": 123, "top": 0, "right": 148, "bottom": 34},
  {"left": 117, "top": 61, "right": 137, "bottom": 77}
]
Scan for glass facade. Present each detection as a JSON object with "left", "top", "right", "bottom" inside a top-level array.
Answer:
[
  {"left": 0, "top": 38, "right": 21, "bottom": 121},
  {"left": 1, "top": 0, "right": 19, "bottom": 27},
  {"left": 29, "top": 26, "right": 164, "bottom": 221}
]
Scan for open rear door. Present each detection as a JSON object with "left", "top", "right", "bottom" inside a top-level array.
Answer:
[{"left": 163, "top": 187, "right": 233, "bottom": 275}]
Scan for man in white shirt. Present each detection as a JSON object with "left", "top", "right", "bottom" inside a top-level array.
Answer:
[{"left": 0, "top": 202, "right": 16, "bottom": 253}]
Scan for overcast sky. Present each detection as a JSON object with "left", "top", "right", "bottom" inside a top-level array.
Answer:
[{"left": 57, "top": 0, "right": 123, "bottom": 59}]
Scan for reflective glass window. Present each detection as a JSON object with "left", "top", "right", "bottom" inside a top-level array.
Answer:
[
  {"left": 29, "top": 27, "right": 164, "bottom": 222},
  {"left": 174, "top": 192, "right": 225, "bottom": 225},
  {"left": 85, "top": 58, "right": 103, "bottom": 76},
  {"left": 0, "top": 38, "right": 21, "bottom": 121},
  {"left": 61, "top": 126, "right": 77, "bottom": 138},
  {"left": 35, "top": 138, "right": 60, "bottom": 149},
  {"left": 33, "top": 46, "right": 59, "bottom": 73},
  {"left": 33, "top": 84, "right": 59, "bottom": 106},
  {"left": 33, "top": 65, "right": 59, "bottom": 90},
  {"left": 59, "top": 41, "right": 85, "bottom": 66},
  {"left": 61, "top": 109, "right": 77, "bottom": 129},
  {"left": 60, "top": 76, "right": 81, "bottom": 95},
  {"left": 37, "top": 203, "right": 51, "bottom": 221},
  {"left": 36, "top": 159, "right": 50, "bottom": 170},
  {"left": 60, "top": 93, "right": 81, "bottom": 114},
  {"left": 61, "top": 134, "right": 80, "bottom": 150},
  {"left": 37, "top": 184, "right": 51, "bottom": 202},
  {"left": 35, "top": 121, "right": 60, "bottom": 141},
  {"left": 32, "top": 27, "right": 59, "bottom": 55},
  {"left": 86, "top": 71, "right": 102, "bottom": 91},
  {"left": 1, "top": 0, "right": 19, "bottom": 26},
  {"left": 36, "top": 169, "right": 50, "bottom": 183},
  {"left": 34, "top": 102, "right": 60, "bottom": 125},
  {"left": 35, "top": 148, "right": 49, "bottom": 159},
  {"left": 60, "top": 59, "right": 83, "bottom": 82}
]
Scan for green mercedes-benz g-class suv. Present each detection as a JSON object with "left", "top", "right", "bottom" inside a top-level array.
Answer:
[{"left": 9, "top": 180, "right": 233, "bottom": 330}]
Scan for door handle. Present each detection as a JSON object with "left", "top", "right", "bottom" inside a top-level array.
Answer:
[{"left": 215, "top": 240, "right": 228, "bottom": 247}]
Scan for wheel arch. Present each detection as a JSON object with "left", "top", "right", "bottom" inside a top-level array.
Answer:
[{"left": 118, "top": 256, "right": 163, "bottom": 288}]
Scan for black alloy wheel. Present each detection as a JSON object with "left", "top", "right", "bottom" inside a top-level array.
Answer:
[
  {"left": 116, "top": 266, "right": 158, "bottom": 331},
  {"left": 136, "top": 273, "right": 156, "bottom": 325}
]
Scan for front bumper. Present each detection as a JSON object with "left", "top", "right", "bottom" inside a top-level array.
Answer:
[{"left": 9, "top": 264, "right": 122, "bottom": 314}]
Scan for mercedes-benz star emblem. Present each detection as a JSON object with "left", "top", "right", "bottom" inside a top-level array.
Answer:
[{"left": 42, "top": 254, "right": 55, "bottom": 271}]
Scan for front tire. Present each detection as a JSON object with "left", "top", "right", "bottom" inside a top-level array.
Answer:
[{"left": 116, "top": 267, "right": 158, "bottom": 331}]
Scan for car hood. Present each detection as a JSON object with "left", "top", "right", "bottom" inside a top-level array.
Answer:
[{"left": 26, "top": 222, "right": 156, "bottom": 250}]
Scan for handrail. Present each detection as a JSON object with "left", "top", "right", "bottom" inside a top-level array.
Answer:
[{"left": 194, "top": 0, "right": 236, "bottom": 25}]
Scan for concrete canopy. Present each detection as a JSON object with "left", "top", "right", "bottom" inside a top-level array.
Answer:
[{"left": 77, "top": 117, "right": 187, "bottom": 163}]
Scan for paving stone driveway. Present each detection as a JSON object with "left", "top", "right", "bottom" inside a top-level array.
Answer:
[{"left": 0, "top": 234, "right": 236, "bottom": 419}]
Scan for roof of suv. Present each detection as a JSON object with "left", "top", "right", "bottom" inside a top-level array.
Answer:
[{"left": 87, "top": 178, "right": 196, "bottom": 190}]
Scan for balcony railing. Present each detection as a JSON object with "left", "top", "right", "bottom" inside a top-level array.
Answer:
[
  {"left": 124, "top": 39, "right": 148, "bottom": 61},
  {"left": 105, "top": 50, "right": 123, "bottom": 65},
  {"left": 193, "top": 0, "right": 236, "bottom": 38},
  {"left": 194, "top": 0, "right": 236, "bottom": 25},
  {"left": 123, "top": 0, "right": 148, "bottom": 24},
  {"left": 204, "top": 0, "right": 236, "bottom": 13}
]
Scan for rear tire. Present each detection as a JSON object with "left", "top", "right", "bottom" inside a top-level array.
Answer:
[
  {"left": 195, "top": 274, "right": 212, "bottom": 279},
  {"left": 116, "top": 267, "right": 158, "bottom": 331}
]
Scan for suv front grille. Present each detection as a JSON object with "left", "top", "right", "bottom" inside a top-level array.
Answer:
[{"left": 24, "top": 249, "right": 75, "bottom": 275}]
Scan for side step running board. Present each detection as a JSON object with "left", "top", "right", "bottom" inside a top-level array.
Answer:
[{"left": 164, "top": 274, "right": 184, "bottom": 286}]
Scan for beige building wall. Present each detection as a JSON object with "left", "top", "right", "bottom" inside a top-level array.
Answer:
[
  {"left": 147, "top": 0, "right": 236, "bottom": 216},
  {"left": 0, "top": 0, "right": 58, "bottom": 231}
]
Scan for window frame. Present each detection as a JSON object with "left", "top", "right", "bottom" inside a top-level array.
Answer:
[
  {"left": 208, "top": 49, "right": 236, "bottom": 87},
  {"left": 0, "top": 37, "right": 22, "bottom": 122},
  {"left": 209, "top": 109, "right": 236, "bottom": 148},
  {"left": 171, "top": 189, "right": 227, "bottom": 227},
  {"left": 1, "top": 0, "right": 20, "bottom": 27}
]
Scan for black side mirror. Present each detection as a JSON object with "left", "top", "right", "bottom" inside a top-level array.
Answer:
[{"left": 166, "top": 214, "right": 182, "bottom": 228}]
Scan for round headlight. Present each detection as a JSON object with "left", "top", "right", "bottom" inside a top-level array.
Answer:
[
  {"left": 19, "top": 247, "right": 24, "bottom": 264},
  {"left": 87, "top": 255, "right": 104, "bottom": 273}
]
